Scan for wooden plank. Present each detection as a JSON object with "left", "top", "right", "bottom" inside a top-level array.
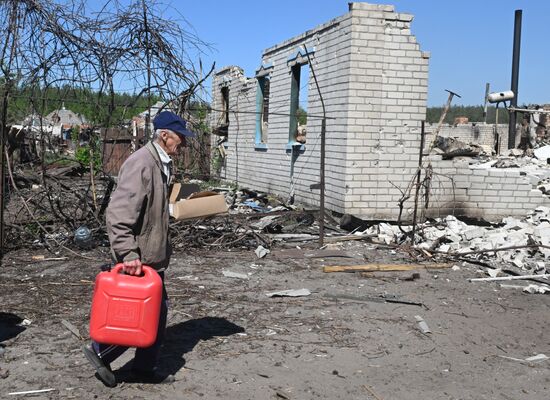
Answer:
[{"left": 323, "top": 263, "right": 451, "bottom": 273}]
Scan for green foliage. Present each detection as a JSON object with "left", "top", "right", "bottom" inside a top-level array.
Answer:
[
  {"left": 75, "top": 141, "right": 102, "bottom": 172},
  {"left": 5, "top": 84, "right": 160, "bottom": 126},
  {"left": 199, "top": 178, "right": 238, "bottom": 191},
  {"left": 70, "top": 126, "right": 80, "bottom": 143},
  {"left": 24, "top": 222, "right": 40, "bottom": 236},
  {"left": 426, "top": 105, "right": 510, "bottom": 124},
  {"left": 297, "top": 106, "right": 307, "bottom": 126},
  {"left": 189, "top": 100, "right": 210, "bottom": 122},
  {"left": 211, "top": 148, "right": 224, "bottom": 175}
]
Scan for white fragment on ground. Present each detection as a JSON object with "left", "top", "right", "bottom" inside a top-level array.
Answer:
[
  {"left": 488, "top": 268, "right": 502, "bottom": 278},
  {"left": 250, "top": 215, "right": 280, "bottom": 230},
  {"left": 499, "top": 353, "right": 549, "bottom": 363},
  {"left": 266, "top": 288, "right": 311, "bottom": 298},
  {"left": 255, "top": 245, "right": 270, "bottom": 258},
  {"left": 366, "top": 207, "right": 550, "bottom": 274},
  {"left": 414, "top": 315, "right": 431, "bottom": 334},
  {"left": 523, "top": 284, "right": 550, "bottom": 294},
  {"left": 499, "top": 284, "right": 529, "bottom": 290},
  {"left": 222, "top": 270, "right": 249, "bottom": 280},
  {"left": 463, "top": 227, "right": 486, "bottom": 241},
  {"left": 534, "top": 145, "right": 550, "bottom": 160},
  {"left": 525, "top": 354, "right": 550, "bottom": 362}
]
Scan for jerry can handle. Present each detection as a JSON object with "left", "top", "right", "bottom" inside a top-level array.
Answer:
[
  {"left": 112, "top": 263, "right": 154, "bottom": 278},
  {"left": 99, "top": 263, "right": 112, "bottom": 272}
]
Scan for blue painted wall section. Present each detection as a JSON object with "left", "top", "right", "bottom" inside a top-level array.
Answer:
[{"left": 255, "top": 62, "right": 273, "bottom": 150}]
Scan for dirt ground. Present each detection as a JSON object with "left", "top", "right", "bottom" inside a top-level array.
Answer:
[{"left": 1, "top": 239, "right": 550, "bottom": 400}]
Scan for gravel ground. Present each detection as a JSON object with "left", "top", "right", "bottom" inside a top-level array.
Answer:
[{"left": 1, "top": 241, "right": 549, "bottom": 399}]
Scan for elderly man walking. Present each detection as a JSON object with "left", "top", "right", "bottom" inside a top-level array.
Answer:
[{"left": 83, "top": 111, "right": 194, "bottom": 387}]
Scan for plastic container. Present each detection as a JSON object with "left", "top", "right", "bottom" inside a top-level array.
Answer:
[
  {"left": 89, "top": 264, "right": 162, "bottom": 348},
  {"left": 74, "top": 226, "right": 93, "bottom": 249}
]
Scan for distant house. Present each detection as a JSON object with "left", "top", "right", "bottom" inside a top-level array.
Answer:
[
  {"left": 20, "top": 113, "right": 54, "bottom": 135},
  {"left": 137, "top": 100, "right": 171, "bottom": 120},
  {"left": 46, "top": 104, "right": 88, "bottom": 138},
  {"left": 132, "top": 101, "right": 177, "bottom": 134}
]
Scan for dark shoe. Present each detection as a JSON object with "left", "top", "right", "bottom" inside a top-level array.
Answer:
[
  {"left": 128, "top": 368, "right": 175, "bottom": 384},
  {"left": 82, "top": 345, "right": 116, "bottom": 388}
]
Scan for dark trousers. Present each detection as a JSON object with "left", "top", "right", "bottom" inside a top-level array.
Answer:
[{"left": 92, "top": 272, "right": 168, "bottom": 372}]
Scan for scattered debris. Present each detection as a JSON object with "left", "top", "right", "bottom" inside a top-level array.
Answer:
[
  {"left": 401, "top": 272, "right": 421, "bottom": 281},
  {"left": 324, "top": 293, "right": 425, "bottom": 308},
  {"left": 534, "top": 145, "right": 550, "bottom": 161},
  {"left": 434, "top": 136, "right": 483, "bottom": 159},
  {"left": 354, "top": 208, "right": 550, "bottom": 275},
  {"left": 60, "top": 319, "right": 82, "bottom": 340},
  {"left": 31, "top": 255, "right": 68, "bottom": 262},
  {"left": 487, "top": 268, "right": 502, "bottom": 278},
  {"left": 8, "top": 388, "right": 56, "bottom": 396},
  {"left": 469, "top": 273, "right": 550, "bottom": 282},
  {"left": 415, "top": 315, "right": 432, "bottom": 334},
  {"left": 74, "top": 225, "right": 93, "bottom": 249},
  {"left": 525, "top": 354, "right": 549, "bottom": 362},
  {"left": 523, "top": 284, "right": 550, "bottom": 294},
  {"left": 362, "top": 384, "right": 384, "bottom": 400},
  {"left": 275, "top": 391, "right": 291, "bottom": 400},
  {"left": 323, "top": 263, "right": 451, "bottom": 273},
  {"left": 255, "top": 245, "right": 270, "bottom": 259},
  {"left": 339, "top": 213, "right": 370, "bottom": 232},
  {"left": 498, "top": 353, "right": 549, "bottom": 364},
  {"left": 266, "top": 288, "right": 311, "bottom": 298},
  {"left": 222, "top": 270, "right": 249, "bottom": 280}
]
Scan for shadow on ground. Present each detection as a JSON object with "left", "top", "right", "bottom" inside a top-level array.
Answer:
[
  {"left": 116, "top": 316, "right": 244, "bottom": 381},
  {"left": 0, "top": 312, "right": 26, "bottom": 344}
]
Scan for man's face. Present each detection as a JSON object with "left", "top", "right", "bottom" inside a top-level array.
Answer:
[{"left": 159, "top": 129, "right": 184, "bottom": 156}]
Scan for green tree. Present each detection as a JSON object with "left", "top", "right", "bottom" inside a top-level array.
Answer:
[
  {"left": 426, "top": 105, "right": 509, "bottom": 124},
  {"left": 297, "top": 106, "right": 307, "bottom": 126}
]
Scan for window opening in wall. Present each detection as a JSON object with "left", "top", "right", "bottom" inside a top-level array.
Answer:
[
  {"left": 215, "top": 86, "right": 230, "bottom": 137},
  {"left": 289, "top": 63, "right": 309, "bottom": 145},
  {"left": 220, "top": 86, "right": 229, "bottom": 127},
  {"left": 255, "top": 76, "right": 270, "bottom": 148},
  {"left": 221, "top": 86, "right": 229, "bottom": 125}
]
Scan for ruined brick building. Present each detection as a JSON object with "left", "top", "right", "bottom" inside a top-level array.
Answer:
[{"left": 210, "top": 2, "right": 550, "bottom": 221}]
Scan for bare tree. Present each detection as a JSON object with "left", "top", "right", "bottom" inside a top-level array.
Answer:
[{"left": 0, "top": 0, "right": 213, "bottom": 257}]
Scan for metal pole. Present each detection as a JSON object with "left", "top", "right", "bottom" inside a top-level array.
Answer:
[
  {"left": 483, "top": 83, "right": 490, "bottom": 124},
  {"left": 319, "top": 117, "right": 326, "bottom": 247},
  {"left": 411, "top": 121, "right": 425, "bottom": 241},
  {"left": 508, "top": 9, "right": 522, "bottom": 149},
  {"left": 494, "top": 104, "right": 500, "bottom": 154},
  {"left": 301, "top": 45, "right": 326, "bottom": 248}
]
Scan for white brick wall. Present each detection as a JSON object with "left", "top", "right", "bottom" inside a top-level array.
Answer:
[
  {"left": 211, "top": 9, "right": 354, "bottom": 213},
  {"left": 424, "top": 123, "right": 513, "bottom": 152},
  {"left": 210, "top": 3, "right": 550, "bottom": 222}
]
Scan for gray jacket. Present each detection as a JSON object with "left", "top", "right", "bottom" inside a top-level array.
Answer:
[{"left": 106, "top": 142, "right": 171, "bottom": 269}]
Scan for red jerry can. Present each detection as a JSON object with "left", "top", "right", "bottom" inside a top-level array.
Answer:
[{"left": 89, "top": 264, "right": 162, "bottom": 348}]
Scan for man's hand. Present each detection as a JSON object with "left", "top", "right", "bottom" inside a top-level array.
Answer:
[{"left": 123, "top": 258, "right": 142, "bottom": 276}]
